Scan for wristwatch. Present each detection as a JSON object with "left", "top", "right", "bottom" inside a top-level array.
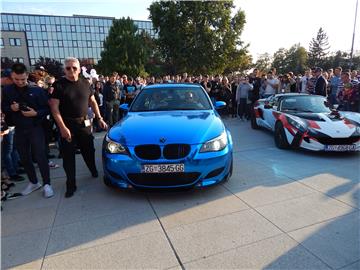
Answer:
[{"left": 95, "top": 116, "right": 103, "bottom": 121}]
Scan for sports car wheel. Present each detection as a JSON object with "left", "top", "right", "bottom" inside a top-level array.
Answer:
[
  {"left": 250, "top": 109, "right": 260, "bottom": 129},
  {"left": 274, "top": 122, "right": 290, "bottom": 149}
]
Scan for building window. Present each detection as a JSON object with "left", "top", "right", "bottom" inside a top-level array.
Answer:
[
  {"left": 25, "top": 24, "right": 31, "bottom": 31},
  {"left": 12, "top": 57, "right": 24, "bottom": 63},
  {"left": 0, "top": 38, "right": 3, "bottom": 48},
  {"left": 85, "top": 26, "right": 91, "bottom": 33},
  {"left": 86, "top": 40, "right": 92, "bottom": 48},
  {"left": 40, "top": 24, "right": 46, "bottom": 32},
  {"left": 58, "top": 40, "right": 63, "bottom": 47},
  {"left": 9, "top": 38, "right": 21, "bottom": 46},
  {"left": 99, "top": 41, "right": 103, "bottom": 48},
  {"left": 8, "top": 23, "right": 15, "bottom": 31},
  {"left": 72, "top": 40, "right": 78, "bottom": 47},
  {"left": 71, "top": 25, "right": 77, "bottom": 32},
  {"left": 43, "top": 40, "right": 49, "bottom": 47},
  {"left": 99, "top": 26, "right": 104, "bottom": 33},
  {"left": 28, "top": 39, "right": 33, "bottom": 47},
  {"left": 56, "top": 24, "right": 61, "bottom": 32}
]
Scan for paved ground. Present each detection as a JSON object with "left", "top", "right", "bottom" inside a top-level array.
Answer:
[{"left": 1, "top": 118, "right": 359, "bottom": 270}]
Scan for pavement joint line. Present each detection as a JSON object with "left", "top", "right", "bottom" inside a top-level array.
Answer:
[
  {"left": 40, "top": 183, "right": 64, "bottom": 270},
  {"left": 50, "top": 207, "right": 155, "bottom": 229},
  {"left": 161, "top": 207, "right": 253, "bottom": 231},
  {"left": 232, "top": 189, "right": 318, "bottom": 209},
  {"left": 180, "top": 232, "right": 285, "bottom": 266},
  {"left": 336, "top": 259, "right": 360, "bottom": 270},
  {"left": 286, "top": 176, "right": 360, "bottom": 210},
  {"left": 41, "top": 228, "right": 164, "bottom": 261},
  {"left": 146, "top": 194, "right": 186, "bottom": 270},
  {"left": 43, "top": 227, "right": 163, "bottom": 259},
  {"left": 222, "top": 184, "right": 336, "bottom": 270},
  {"left": 284, "top": 210, "right": 360, "bottom": 234}
]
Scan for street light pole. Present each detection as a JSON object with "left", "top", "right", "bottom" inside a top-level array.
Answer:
[{"left": 350, "top": 0, "right": 358, "bottom": 68}]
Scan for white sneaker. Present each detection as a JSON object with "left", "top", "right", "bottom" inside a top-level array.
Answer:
[
  {"left": 43, "top": 184, "right": 54, "bottom": 198},
  {"left": 21, "top": 182, "right": 42, "bottom": 195}
]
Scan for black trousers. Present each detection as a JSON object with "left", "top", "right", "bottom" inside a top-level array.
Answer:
[
  {"left": 61, "top": 119, "right": 97, "bottom": 191},
  {"left": 15, "top": 126, "right": 50, "bottom": 185},
  {"left": 237, "top": 98, "right": 249, "bottom": 119}
]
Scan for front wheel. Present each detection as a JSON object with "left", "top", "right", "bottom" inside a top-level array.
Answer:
[
  {"left": 274, "top": 122, "right": 290, "bottom": 149},
  {"left": 251, "top": 108, "right": 260, "bottom": 129}
]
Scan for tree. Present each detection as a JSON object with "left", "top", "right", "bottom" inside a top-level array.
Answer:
[
  {"left": 284, "top": 44, "right": 308, "bottom": 74},
  {"left": 271, "top": 48, "right": 287, "bottom": 74},
  {"left": 35, "top": 57, "right": 64, "bottom": 78},
  {"left": 97, "top": 17, "right": 152, "bottom": 76},
  {"left": 254, "top": 53, "right": 272, "bottom": 73},
  {"left": 308, "top": 27, "right": 330, "bottom": 67},
  {"left": 149, "top": 1, "right": 250, "bottom": 75}
]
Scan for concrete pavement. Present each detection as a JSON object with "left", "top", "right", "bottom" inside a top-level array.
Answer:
[{"left": 1, "top": 118, "right": 359, "bottom": 269}]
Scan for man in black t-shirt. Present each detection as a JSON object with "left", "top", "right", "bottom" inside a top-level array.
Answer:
[{"left": 50, "top": 57, "right": 107, "bottom": 198}]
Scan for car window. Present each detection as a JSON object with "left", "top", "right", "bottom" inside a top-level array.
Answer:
[
  {"left": 130, "top": 87, "right": 212, "bottom": 112},
  {"left": 280, "top": 96, "right": 331, "bottom": 113}
]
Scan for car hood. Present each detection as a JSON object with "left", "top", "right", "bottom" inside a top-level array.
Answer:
[
  {"left": 108, "top": 110, "right": 225, "bottom": 145},
  {"left": 289, "top": 112, "right": 360, "bottom": 138}
]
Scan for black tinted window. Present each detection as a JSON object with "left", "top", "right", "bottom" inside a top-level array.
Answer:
[{"left": 131, "top": 87, "right": 212, "bottom": 112}]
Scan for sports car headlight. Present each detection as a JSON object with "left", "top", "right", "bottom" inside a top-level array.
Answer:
[
  {"left": 200, "top": 132, "right": 228, "bottom": 153},
  {"left": 104, "top": 136, "right": 127, "bottom": 154},
  {"left": 287, "top": 117, "right": 306, "bottom": 132}
]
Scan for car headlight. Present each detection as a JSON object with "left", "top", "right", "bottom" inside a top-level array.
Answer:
[
  {"left": 287, "top": 117, "right": 306, "bottom": 132},
  {"left": 104, "top": 136, "right": 127, "bottom": 154},
  {"left": 200, "top": 132, "right": 228, "bottom": 153}
]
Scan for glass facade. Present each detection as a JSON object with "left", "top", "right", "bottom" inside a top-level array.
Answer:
[{"left": 0, "top": 13, "right": 155, "bottom": 65}]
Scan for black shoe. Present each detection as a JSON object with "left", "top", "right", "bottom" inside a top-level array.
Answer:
[
  {"left": 47, "top": 154, "right": 56, "bottom": 159},
  {"left": 91, "top": 171, "right": 99, "bottom": 178},
  {"left": 9, "top": 174, "right": 25, "bottom": 182},
  {"left": 65, "top": 186, "right": 77, "bottom": 198}
]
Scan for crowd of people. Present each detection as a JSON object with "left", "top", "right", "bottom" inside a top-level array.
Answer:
[{"left": 1, "top": 58, "right": 360, "bottom": 202}]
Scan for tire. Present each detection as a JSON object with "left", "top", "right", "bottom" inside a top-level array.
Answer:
[
  {"left": 103, "top": 176, "right": 115, "bottom": 188},
  {"left": 224, "top": 157, "right": 233, "bottom": 182},
  {"left": 251, "top": 109, "right": 260, "bottom": 129},
  {"left": 274, "top": 122, "right": 290, "bottom": 149}
]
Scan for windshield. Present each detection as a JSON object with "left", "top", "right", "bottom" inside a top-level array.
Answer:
[
  {"left": 280, "top": 96, "right": 331, "bottom": 113},
  {"left": 130, "top": 86, "right": 212, "bottom": 112}
]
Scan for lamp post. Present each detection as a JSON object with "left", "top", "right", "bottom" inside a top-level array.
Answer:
[{"left": 350, "top": 0, "right": 358, "bottom": 68}]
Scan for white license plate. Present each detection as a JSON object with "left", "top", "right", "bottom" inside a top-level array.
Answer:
[
  {"left": 141, "top": 164, "right": 185, "bottom": 173},
  {"left": 325, "top": 145, "right": 356, "bottom": 151}
]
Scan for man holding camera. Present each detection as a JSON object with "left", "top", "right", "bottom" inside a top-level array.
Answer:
[{"left": 1, "top": 63, "right": 53, "bottom": 198}]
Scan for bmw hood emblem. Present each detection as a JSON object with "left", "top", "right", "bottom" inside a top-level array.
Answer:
[{"left": 159, "top": 138, "right": 166, "bottom": 143}]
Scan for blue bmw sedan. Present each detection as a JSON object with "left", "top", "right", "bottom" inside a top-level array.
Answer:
[{"left": 102, "top": 83, "right": 233, "bottom": 189}]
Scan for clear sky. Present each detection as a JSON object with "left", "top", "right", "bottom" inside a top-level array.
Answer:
[{"left": 1, "top": 0, "right": 359, "bottom": 61}]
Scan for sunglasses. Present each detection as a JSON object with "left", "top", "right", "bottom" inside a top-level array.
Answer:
[{"left": 66, "top": 66, "right": 78, "bottom": 71}]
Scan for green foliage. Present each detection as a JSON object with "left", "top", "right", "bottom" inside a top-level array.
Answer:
[
  {"left": 35, "top": 57, "right": 64, "bottom": 78},
  {"left": 149, "top": 0, "right": 250, "bottom": 75},
  {"left": 308, "top": 27, "right": 330, "bottom": 67},
  {"left": 271, "top": 44, "right": 308, "bottom": 74},
  {"left": 254, "top": 53, "right": 272, "bottom": 73},
  {"left": 97, "top": 17, "right": 152, "bottom": 77}
]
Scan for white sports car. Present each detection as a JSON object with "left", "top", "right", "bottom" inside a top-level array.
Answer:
[{"left": 251, "top": 94, "right": 360, "bottom": 151}]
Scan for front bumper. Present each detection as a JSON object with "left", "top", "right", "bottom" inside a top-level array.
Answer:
[
  {"left": 102, "top": 144, "right": 233, "bottom": 189},
  {"left": 284, "top": 129, "right": 360, "bottom": 152}
]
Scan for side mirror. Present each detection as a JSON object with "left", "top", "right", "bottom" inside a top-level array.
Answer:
[
  {"left": 215, "top": 101, "right": 226, "bottom": 110},
  {"left": 332, "top": 104, "right": 339, "bottom": 110},
  {"left": 119, "top": 104, "right": 129, "bottom": 111},
  {"left": 264, "top": 104, "right": 273, "bottom": 109}
]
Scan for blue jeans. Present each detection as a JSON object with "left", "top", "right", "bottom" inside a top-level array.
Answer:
[{"left": 1, "top": 128, "right": 20, "bottom": 176}]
